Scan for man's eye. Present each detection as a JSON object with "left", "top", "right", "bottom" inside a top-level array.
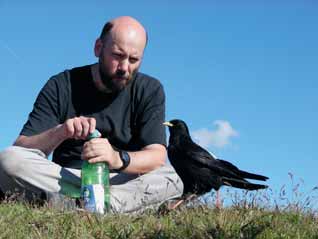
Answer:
[
  {"left": 130, "top": 58, "right": 139, "bottom": 64},
  {"left": 113, "top": 52, "right": 123, "bottom": 58}
]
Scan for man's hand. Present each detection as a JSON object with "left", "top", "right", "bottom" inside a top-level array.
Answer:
[
  {"left": 14, "top": 116, "right": 98, "bottom": 156},
  {"left": 61, "top": 116, "right": 96, "bottom": 140},
  {"left": 81, "top": 138, "right": 123, "bottom": 170}
]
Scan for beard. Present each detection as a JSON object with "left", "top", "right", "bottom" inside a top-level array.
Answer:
[{"left": 98, "top": 60, "right": 138, "bottom": 93}]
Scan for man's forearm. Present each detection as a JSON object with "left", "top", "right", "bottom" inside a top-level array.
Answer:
[
  {"left": 123, "top": 144, "right": 167, "bottom": 174},
  {"left": 82, "top": 140, "right": 167, "bottom": 174},
  {"left": 14, "top": 124, "right": 66, "bottom": 156}
]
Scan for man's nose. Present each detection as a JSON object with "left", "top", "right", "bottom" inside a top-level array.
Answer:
[{"left": 118, "top": 59, "right": 129, "bottom": 72}]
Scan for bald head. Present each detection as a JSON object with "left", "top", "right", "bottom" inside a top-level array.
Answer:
[{"left": 99, "top": 16, "right": 147, "bottom": 49}]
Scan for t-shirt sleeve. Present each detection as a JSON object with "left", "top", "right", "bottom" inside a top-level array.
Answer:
[
  {"left": 20, "top": 75, "right": 66, "bottom": 136},
  {"left": 135, "top": 78, "right": 166, "bottom": 148}
]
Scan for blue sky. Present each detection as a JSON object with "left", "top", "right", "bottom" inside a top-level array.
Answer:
[{"left": 1, "top": 1, "right": 317, "bottom": 205}]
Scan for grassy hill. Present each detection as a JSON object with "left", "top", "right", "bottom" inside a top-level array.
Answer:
[
  {"left": 1, "top": 175, "right": 317, "bottom": 238},
  {"left": 0, "top": 199, "right": 317, "bottom": 239}
]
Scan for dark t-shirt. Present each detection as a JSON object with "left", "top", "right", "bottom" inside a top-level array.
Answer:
[{"left": 20, "top": 65, "right": 166, "bottom": 167}]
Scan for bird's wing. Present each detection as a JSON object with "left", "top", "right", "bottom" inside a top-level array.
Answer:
[
  {"left": 182, "top": 139, "right": 242, "bottom": 179},
  {"left": 218, "top": 159, "right": 269, "bottom": 181},
  {"left": 181, "top": 139, "right": 268, "bottom": 181}
]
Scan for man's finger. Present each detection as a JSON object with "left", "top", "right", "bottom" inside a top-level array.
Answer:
[
  {"left": 64, "top": 119, "right": 75, "bottom": 138},
  {"left": 88, "top": 156, "right": 104, "bottom": 164},
  {"left": 80, "top": 118, "right": 90, "bottom": 139},
  {"left": 88, "top": 117, "right": 96, "bottom": 134},
  {"left": 73, "top": 117, "right": 84, "bottom": 139}
]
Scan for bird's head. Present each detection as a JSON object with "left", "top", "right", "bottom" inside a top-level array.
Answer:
[{"left": 163, "top": 119, "right": 191, "bottom": 138}]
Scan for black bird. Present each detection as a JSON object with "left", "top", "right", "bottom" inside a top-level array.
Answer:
[{"left": 164, "top": 119, "right": 269, "bottom": 199}]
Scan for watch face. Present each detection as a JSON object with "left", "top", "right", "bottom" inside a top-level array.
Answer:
[
  {"left": 122, "top": 151, "right": 130, "bottom": 162},
  {"left": 119, "top": 150, "right": 130, "bottom": 170}
]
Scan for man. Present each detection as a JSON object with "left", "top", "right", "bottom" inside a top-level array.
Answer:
[{"left": 0, "top": 16, "right": 183, "bottom": 213}]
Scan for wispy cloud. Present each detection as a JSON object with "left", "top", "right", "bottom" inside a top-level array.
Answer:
[{"left": 192, "top": 120, "right": 238, "bottom": 149}]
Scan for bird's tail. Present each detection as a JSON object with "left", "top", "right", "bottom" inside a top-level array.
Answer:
[{"left": 223, "top": 177, "right": 268, "bottom": 190}]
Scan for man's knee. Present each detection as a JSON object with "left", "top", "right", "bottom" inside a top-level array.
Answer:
[{"left": 0, "top": 146, "right": 33, "bottom": 177}]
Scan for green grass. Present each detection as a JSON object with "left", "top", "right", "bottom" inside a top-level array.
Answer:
[
  {"left": 1, "top": 174, "right": 317, "bottom": 239},
  {"left": 0, "top": 200, "right": 317, "bottom": 239}
]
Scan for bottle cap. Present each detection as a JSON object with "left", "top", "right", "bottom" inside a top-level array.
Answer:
[{"left": 87, "top": 129, "right": 101, "bottom": 140}]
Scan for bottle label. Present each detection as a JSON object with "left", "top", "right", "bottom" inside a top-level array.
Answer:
[{"left": 82, "top": 184, "right": 105, "bottom": 214}]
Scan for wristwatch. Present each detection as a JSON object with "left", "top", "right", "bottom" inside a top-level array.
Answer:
[{"left": 114, "top": 150, "right": 131, "bottom": 172}]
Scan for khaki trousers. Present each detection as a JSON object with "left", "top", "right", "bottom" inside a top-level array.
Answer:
[{"left": 0, "top": 146, "right": 183, "bottom": 213}]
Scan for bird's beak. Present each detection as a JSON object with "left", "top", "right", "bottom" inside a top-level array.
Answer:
[{"left": 163, "top": 121, "right": 174, "bottom": 127}]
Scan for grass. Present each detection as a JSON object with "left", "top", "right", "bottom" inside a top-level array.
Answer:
[
  {"left": 0, "top": 202, "right": 317, "bottom": 238},
  {"left": 0, "top": 175, "right": 317, "bottom": 239}
]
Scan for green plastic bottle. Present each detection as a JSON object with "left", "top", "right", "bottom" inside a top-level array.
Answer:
[{"left": 81, "top": 130, "right": 110, "bottom": 214}]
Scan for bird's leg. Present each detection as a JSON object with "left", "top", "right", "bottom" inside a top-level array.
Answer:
[
  {"left": 186, "top": 194, "right": 197, "bottom": 202},
  {"left": 168, "top": 194, "right": 197, "bottom": 210},
  {"left": 169, "top": 199, "right": 184, "bottom": 210},
  {"left": 216, "top": 190, "right": 222, "bottom": 209}
]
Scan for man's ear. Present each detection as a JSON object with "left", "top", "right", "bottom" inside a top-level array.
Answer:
[{"left": 94, "top": 38, "right": 103, "bottom": 57}]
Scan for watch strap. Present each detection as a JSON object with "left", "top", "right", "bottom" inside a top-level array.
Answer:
[{"left": 114, "top": 150, "right": 130, "bottom": 172}]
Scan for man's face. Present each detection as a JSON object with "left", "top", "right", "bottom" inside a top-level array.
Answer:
[{"left": 95, "top": 33, "right": 145, "bottom": 93}]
